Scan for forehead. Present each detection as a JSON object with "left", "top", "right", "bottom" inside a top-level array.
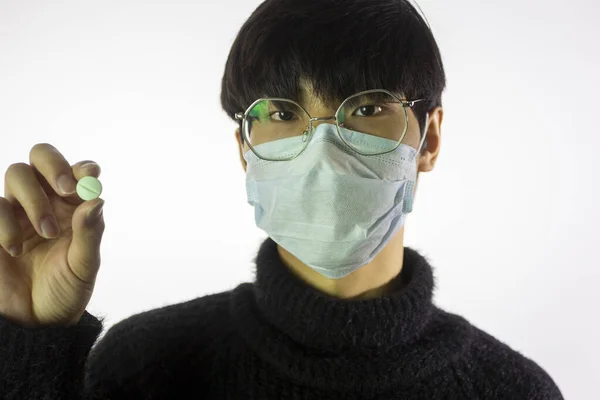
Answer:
[
  {"left": 296, "top": 79, "right": 337, "bottom": 110},
  {"left": 294, "top": 79, "right": 404, "bottom": 109}
]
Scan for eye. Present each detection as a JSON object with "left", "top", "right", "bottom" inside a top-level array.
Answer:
[
  {"left": 352, "top": 105, "right": 384, "bottom": 117},
  {"left": 270, "top": 111, "right": 297, "bottom": 121}
]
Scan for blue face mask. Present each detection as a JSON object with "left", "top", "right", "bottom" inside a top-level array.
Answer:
[{"left": 244, "top": 121, "right": 427, "bottom": 279}]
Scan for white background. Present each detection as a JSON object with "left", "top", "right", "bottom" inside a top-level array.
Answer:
[{"left": 1, "top": 0, "right": 598, "bottom": 398}]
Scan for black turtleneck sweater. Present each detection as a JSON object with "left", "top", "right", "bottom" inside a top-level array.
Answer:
[{"left": 0, "top": 238, "right": 563, "bottom": 399}]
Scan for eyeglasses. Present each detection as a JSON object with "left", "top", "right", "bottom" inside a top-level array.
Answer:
[{"left": 235, "top": 89, "right": 425, "bottom": 161}]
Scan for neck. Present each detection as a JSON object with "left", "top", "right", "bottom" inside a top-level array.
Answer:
[{"left": 277, "top": 226, "right": 406, "bottom": 300}]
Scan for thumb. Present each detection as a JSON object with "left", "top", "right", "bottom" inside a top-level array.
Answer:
[{"left": 67, "top": 199, "right": 105, "bottom": 284}]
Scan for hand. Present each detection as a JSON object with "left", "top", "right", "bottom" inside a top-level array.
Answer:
[{"left": 0, "top": 143, "right": 105, "bottom": 327}]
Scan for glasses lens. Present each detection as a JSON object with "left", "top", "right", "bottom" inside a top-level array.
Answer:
[
  {"left": 244, "top": 99, "right": 310, "bottom": 160},
  {"left": 337, "top": 91, "right": 408, "bottom": 155}
]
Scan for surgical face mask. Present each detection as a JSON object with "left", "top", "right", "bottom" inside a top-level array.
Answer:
[{"left": 244, "top": 121, "right": 427, "bottom": 279}]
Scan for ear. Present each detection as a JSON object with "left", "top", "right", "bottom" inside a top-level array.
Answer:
[
  {"left": 236, "top": 128, "right": 247, "bottom": 172},
  {"left": 418, "top": 107, "right": 443, "bottom": 173}
]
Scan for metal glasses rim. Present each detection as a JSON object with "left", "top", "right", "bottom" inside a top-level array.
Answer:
[
  {"left": 234, "top": 89, "right": 426, "bottom": 121},
  {"left": 235, "top": 89, "right": 426, "bottom": 161}
]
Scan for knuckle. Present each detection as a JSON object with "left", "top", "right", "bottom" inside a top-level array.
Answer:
[
  {"left": 69, "top": 246, "right": 99, "bottom": 273},
  {"left": 97, "top": 218, "right": 106, "bottom": 233},
  {"left": 0, "top": 229, "right": 17, "bottom": 244},
  {"left": 28, "top": 196, "right": 49, "bottom": 208},
  {"left": 26, "top": 201, "right": 52, "bottom": 220},
  {"left": 85, "top": 220, "right": 105, "bottom": 238},
  {"left": 8, "top": 187, "right": 49, "bottom": 211},
  {"left": 30, "top": 143, "right": 56, "bottom": 157},
  {"left": 5, "top": 162, "right": 31, "bottom": 180},
  {"left": 0, "top": 199, "right": 19, "bottom": 242}
]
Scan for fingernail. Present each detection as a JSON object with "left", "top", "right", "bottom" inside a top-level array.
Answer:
[
  {"left": 87, "top": 200, "right": 105, "bottom": 221},
  {"left": 80, "top": 162, "right": 99, "bottom": 169},
  {"left": 8, "top": 244, "right": 21, "bottom": 257},
  {"left": 57, "top": 174, "right": 76, "bottom": 195},
  {"left": 41, "top": 216, "right": 60, "bottom": 238}
]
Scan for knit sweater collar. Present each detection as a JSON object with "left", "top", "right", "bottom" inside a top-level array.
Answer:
[
  {"left": 230, "top": 238, "right": 473, "bottom": 394},
  {"left": 254, "top": 237, "right": 435, "bottom": 351}
]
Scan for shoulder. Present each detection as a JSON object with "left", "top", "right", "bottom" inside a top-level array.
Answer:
[
  {"left": 103, "top": 289, "right": 234, "bottom": 337},
  {"left": 85, "top": 289, "right": 236, "bottom": 395},
  {"left": 462, "top": 318, "right": 564, "bottom": 400},
  {"left": 93, "top": 288, "right": 235, "bottom": 352}
]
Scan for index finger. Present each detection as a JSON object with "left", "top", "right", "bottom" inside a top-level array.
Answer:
[{"left": 29, "top": 143, "right": 101, "bottom": 202}]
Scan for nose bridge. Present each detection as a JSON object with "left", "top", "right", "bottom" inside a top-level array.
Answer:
[{"left": 310, "top": 115, "right": 336, "bottom": 129}]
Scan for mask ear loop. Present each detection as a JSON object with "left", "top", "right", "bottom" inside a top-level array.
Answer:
[
  {"left": 402, "top": 112, "right": 429, "bottom": 213},
  {"left": 415, "top": 113, "right": 430, "bottom": 156}
]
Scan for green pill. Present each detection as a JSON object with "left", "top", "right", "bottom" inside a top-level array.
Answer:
[{"left": 76, "top": 176, "right": 103, "bottom": 201}]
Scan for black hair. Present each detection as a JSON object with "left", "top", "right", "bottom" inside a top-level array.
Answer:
[{"left": 220, "top": 0, "right": 445, "bottom": 143}]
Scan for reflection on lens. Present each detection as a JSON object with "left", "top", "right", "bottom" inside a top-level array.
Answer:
[
  {"left": 337, "top": 91, "right": 408, "bottom": 155},
  {"left": 245, "top": 99, "right": 310, "bottom": 160}
]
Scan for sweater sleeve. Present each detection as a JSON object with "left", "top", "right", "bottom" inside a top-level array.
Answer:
[
  {"left": 0, "top": 310, "right": 104, "bottom": 400},
  {"left": 469, "top": 329, "right": 565, "bottom": 400}
]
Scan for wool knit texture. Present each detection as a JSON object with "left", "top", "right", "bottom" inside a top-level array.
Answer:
[{"left": 0, "top": 238, "right": 563, "bottom": 399}]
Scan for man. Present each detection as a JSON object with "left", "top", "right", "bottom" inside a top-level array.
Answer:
[{"left": 0, "top": 0, "right": 563, "bottom": 398}]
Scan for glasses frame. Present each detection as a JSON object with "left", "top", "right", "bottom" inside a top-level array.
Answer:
[{"left": 234, "top": 89, "right": 426, "bottom": 161}]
